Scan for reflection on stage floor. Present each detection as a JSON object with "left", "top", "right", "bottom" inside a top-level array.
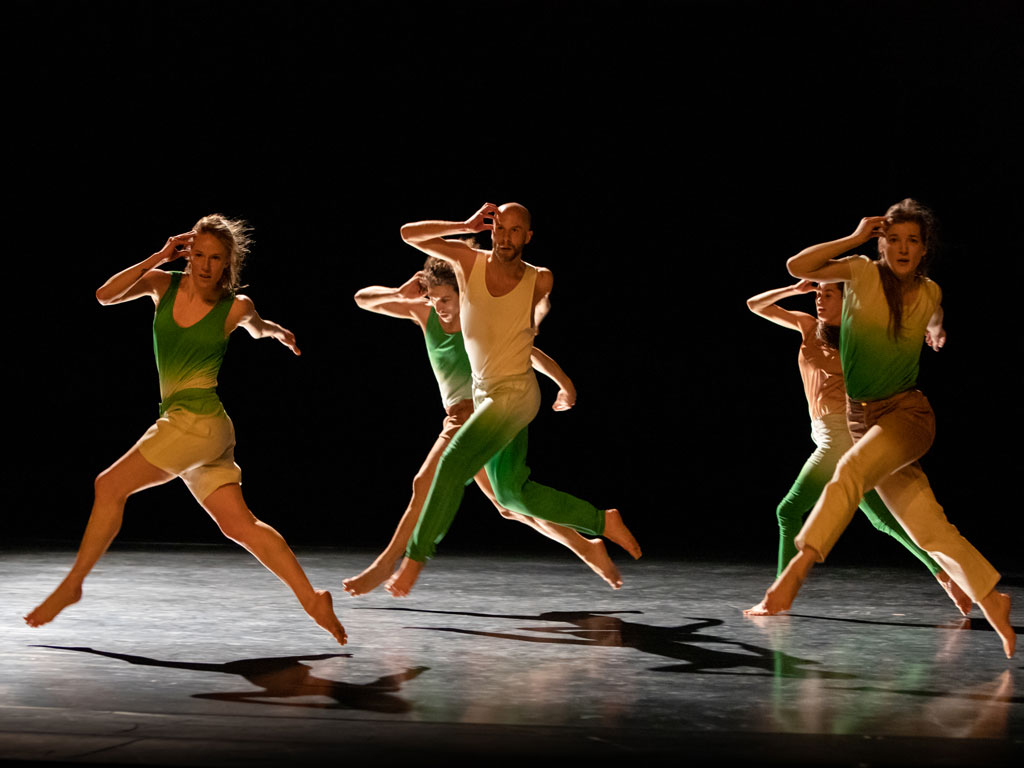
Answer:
[{"left": 2, "top": 544, "right": 1021, "bottom": 766}]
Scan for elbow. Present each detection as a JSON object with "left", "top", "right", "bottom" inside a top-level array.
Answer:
[
  {"left": 399, "top": 224, "right": 416, "bottom": 244},
  {"left": 95, "top": 289, "right": 113, "bottom": 306}
]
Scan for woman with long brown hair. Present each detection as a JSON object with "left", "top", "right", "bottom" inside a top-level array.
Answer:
[{"left": 745, "top": 199, "right": 1014, "bottom": 658}]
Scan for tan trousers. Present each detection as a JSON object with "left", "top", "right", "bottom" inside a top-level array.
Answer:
[{"left": 796, "top": 389, "right": 1000, "bottom": 602}]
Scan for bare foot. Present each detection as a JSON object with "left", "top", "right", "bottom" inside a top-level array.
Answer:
[
  {"left": 25, "top": 582, "right": 83, "bottom": 627},
  {"left": 978, "top": 590, "right": 1015, "bottom": 659},
  {"left": 303, "top": 589, "right": 347, "bottom": 646},
  {"left": 936, "top": 571, "right": 972, "bottom": 616},
  {"left": 343, "top": 560, "right": 397, "bottom": 597},
  {"left": 579, "top": 538, "right": 622, "bottom": 589},
  {"left": 601, "top": 509, "right": 641, "bottom": 560},
  {"left": 385, "top": 558, "right": 424, "bottom": 598},
  {"left": 743, "top": 583, "right": 795, "bottom": 617}
]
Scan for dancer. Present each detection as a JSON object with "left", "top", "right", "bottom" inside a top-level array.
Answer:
[
  {"left": 25, "top": 215, "right": 347, "bottom": 646},
  {"left": 747, "top": 280, "right": 970, "bottom": 613},
  {"left": 745, "top": 199, "right": 1014, "bottom": 658},
  {"left": 386, "top": 202, "right": 641, "bottom": 596},
  {"left": 343, "top": 257, "right": 622, "bottom": 595}
]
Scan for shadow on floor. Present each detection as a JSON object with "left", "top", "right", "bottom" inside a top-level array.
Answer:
[
  {"left": 357, "top": 607, "right": 857, "bottom": 679},
  {"left": 31, "top": 645, "right": 427, "bottom": 713}
]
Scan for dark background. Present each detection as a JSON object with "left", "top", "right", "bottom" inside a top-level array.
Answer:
[{"left": 6, "top": 1, "right": 1021, "bottom": 571}]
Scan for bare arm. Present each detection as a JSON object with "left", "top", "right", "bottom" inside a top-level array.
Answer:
[
  {"left": 746, "top": 280, "right": 817, "bottom": 332},
  {"left": 532, "top": 268, "right": 554, "bottom": 330},
  {"left": 233, "top": 296, "right": 301, "bottom": 356},
  {"left": 353, "top": 272, "right": 430, "bottom": 324},
  {"left": 95, "top": 230, "right": 195, "bottom": 305},
  {"left": 400, "top": 203, "right": 498, "bottom": 277},
  {"left": 925, "top": 305, "right": 946, "bottom": 351},
  {"left": 531, "top": 346, "right": 576, "bottom": 411},
  {"left": 787, "top": 216, "right": 886, "bottom": 282}
]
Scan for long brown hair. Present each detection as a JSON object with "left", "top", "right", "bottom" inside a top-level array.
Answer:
[
  {"left": 816, "top": 282, "right": 844, "bottom": 350},
  {"left": 877, "top": 198, "right": 936, "bottom": 339}
]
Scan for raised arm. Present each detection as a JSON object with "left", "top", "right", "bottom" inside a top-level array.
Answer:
[
  {"left": 787, "top": 216, "right": 886, "bottom": 282},
  {"left": 531, "top": 346, "right": 576, "bottom": 411},
  {"left": 95, "top": 230, "right": 195, "bottom": 305},
  {"left": 353, "top": 272, "right": 431, "bottom": 324},
  {"left": 232, "top": 296, "right": 301, "bottom": 356},
  {"left": 400, "top": 202, "right": 497, "bottom": 277},
  {"left": 746, "top": 280, "right": 817, "bottom": 332}
]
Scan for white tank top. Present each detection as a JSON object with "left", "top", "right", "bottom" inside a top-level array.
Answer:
[{"left": 461, "top": 251, "right": 537, "bottom": 379}]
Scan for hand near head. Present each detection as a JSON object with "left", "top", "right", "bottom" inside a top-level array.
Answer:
[
  {"left": 398, "top": 271, "right": 428, "bottom": 301},
  {"left": 851, "top": 216, "right": 887, "bottom": 245},
  {"left": 925, "top": 327, "right": 946, "bottom": 351},
  {"left": 465, "top": 202, "right": 500, "bottom": 233},
  {"left": 156, "top": 230, "right": 197, "bottom": 264},
  {"left": 793, "top": 279, "right": 817, "bottom": 293}
]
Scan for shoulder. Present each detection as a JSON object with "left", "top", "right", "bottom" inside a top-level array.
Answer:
[
  {"left": 229, "top": 293, "right": 256, "bottom": 320},
  {"left": 528, "top": 264, "right": 553, "bottom": 294},
  {"left": 921, "top": 276, "right": 942, "bottom": 304}
]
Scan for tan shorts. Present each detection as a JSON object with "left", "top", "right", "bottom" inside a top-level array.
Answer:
[
  {"left": 134, "top": 408, "right": 242, "bottom": 502},
  {"left": 439, "top": 399, "right": 474, "bottom": 440}
]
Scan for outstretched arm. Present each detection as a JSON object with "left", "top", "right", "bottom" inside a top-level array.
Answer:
[
  {"left": 531, "top": 346, "right": 576, "bottom": 411},
  {"left": 746, "top": 280, "right": 817, "bottom": 332},
  {"left": 233, "top": 296, "right": 301, "bottom": 355},
  {"left": 354, "top": 272, "right": 430, "bottom": 323},
  {"left": 925, "top": 305, "right": 946, "bottom": 351},
  {"left": 95, "top": 230, "right": 194, "bottom": 305},
  {"left": 787, "top": 216, "right": 886, "bottom": 282},
  {"left": 400, "top": 202, "right": 497, "bottom": 277}
]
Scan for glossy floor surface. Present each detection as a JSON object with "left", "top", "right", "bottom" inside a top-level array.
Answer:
[{"left": 2, "top": 545, "right": 1022, "bottom": 767}]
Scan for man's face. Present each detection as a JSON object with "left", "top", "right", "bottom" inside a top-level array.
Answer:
[{"left": 491, "top": 209, "right": 532, "bottom": 263}]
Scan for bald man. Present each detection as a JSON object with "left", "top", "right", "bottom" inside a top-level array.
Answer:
[{"left": 386, "top": 202, "right": 641, "bottom": 596}]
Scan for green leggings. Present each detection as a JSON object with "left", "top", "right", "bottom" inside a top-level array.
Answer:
[
  {"left": 777, "top": 413, "right": 940, "bottom": 576},
  {"left": 407, "top": 372, "right": 603, "bottom": 562}
]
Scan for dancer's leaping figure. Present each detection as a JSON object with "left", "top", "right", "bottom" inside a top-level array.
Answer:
[
  {"left": 343, "top": 257, "right": 622, "bottom": 596},
  {"left": 25, "top": 215, "right": 346, "bottom": 646},
  {"left": 386, "top": 202, "right": 641, "bottom": 596},
  {"left": 746, "top": 279, "right": 970, "bottom": 614},
  {"left": 744, "top": 199, "right": 1014, "bottom": 658}
]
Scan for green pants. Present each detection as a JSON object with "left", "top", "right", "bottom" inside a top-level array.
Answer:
[
  {"left": 776, "top": 413, "right": 940, "bottom": 576},
  {"left": 407, "top": 372, "right": 603, "bottom": 562}
]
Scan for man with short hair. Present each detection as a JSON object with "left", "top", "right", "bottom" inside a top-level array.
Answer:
[{"left": 386, "top": 202, "right": 640, "bottom": 596}]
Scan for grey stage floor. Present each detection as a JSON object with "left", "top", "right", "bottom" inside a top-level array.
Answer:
[{"left": 1, "top": 544, "right": 1022, "bottom": 767}]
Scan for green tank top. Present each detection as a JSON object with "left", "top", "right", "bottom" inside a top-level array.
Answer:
[
  {"left": 153, "top": 272, "right": 233, "bottom": 416},
  {"left": 423, "top": 307, "right": 473, "bottom": 407}
]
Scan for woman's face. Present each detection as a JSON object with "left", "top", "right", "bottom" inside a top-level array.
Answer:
[
  {"left": 815, "top": 283, "right": 843, "bottom": 325},
  {"left": 427, "top": 283, "right": 460, "bottom": 325},
  {"left": 189, "top": 232, "right": 229, "bottom": 290},
  {"left": 878, "top": 220, "right": 927, "bottom": 279}
]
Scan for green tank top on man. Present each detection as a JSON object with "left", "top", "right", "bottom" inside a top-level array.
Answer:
[{"left": 153, "top": 271, "right": 234, "bottom": 417}]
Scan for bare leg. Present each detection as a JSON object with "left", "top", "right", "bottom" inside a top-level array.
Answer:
[
  {"left": 601, "top": 509, "right": 642, "bottom": 560},
  {"left": 343, "top": 434, "right": 449, "bottom": 597},
  {"left": 25, "top": 448, "right": 175, "bottom": 627},
  {"left": 202, "top": 484, "right": 346, "bottom": 646},
  {"left": 385, "top": 557, "right": 424, "bottom": 598},
  {"left": 977, "top": 589, "right": 1015, "bottom": 659},
  {"left": 473, "top": 470, "right": 622, "bottom": 589},
  {"left": 745, "top": 547, "right": 819, "bottom": 616},
  {"left": 935, "top": 570, "right": 972, "bottom": 616}
]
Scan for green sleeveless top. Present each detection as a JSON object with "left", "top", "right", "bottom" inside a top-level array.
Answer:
[
  {"left": 153, "top": 272, "right": 234, "bottom": 416},
  {"left": 423, "top": 307, "right": 473, "bottom": 407},
  {"left": 839, "top": 256, "right": 942, "bottom": 401}
]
